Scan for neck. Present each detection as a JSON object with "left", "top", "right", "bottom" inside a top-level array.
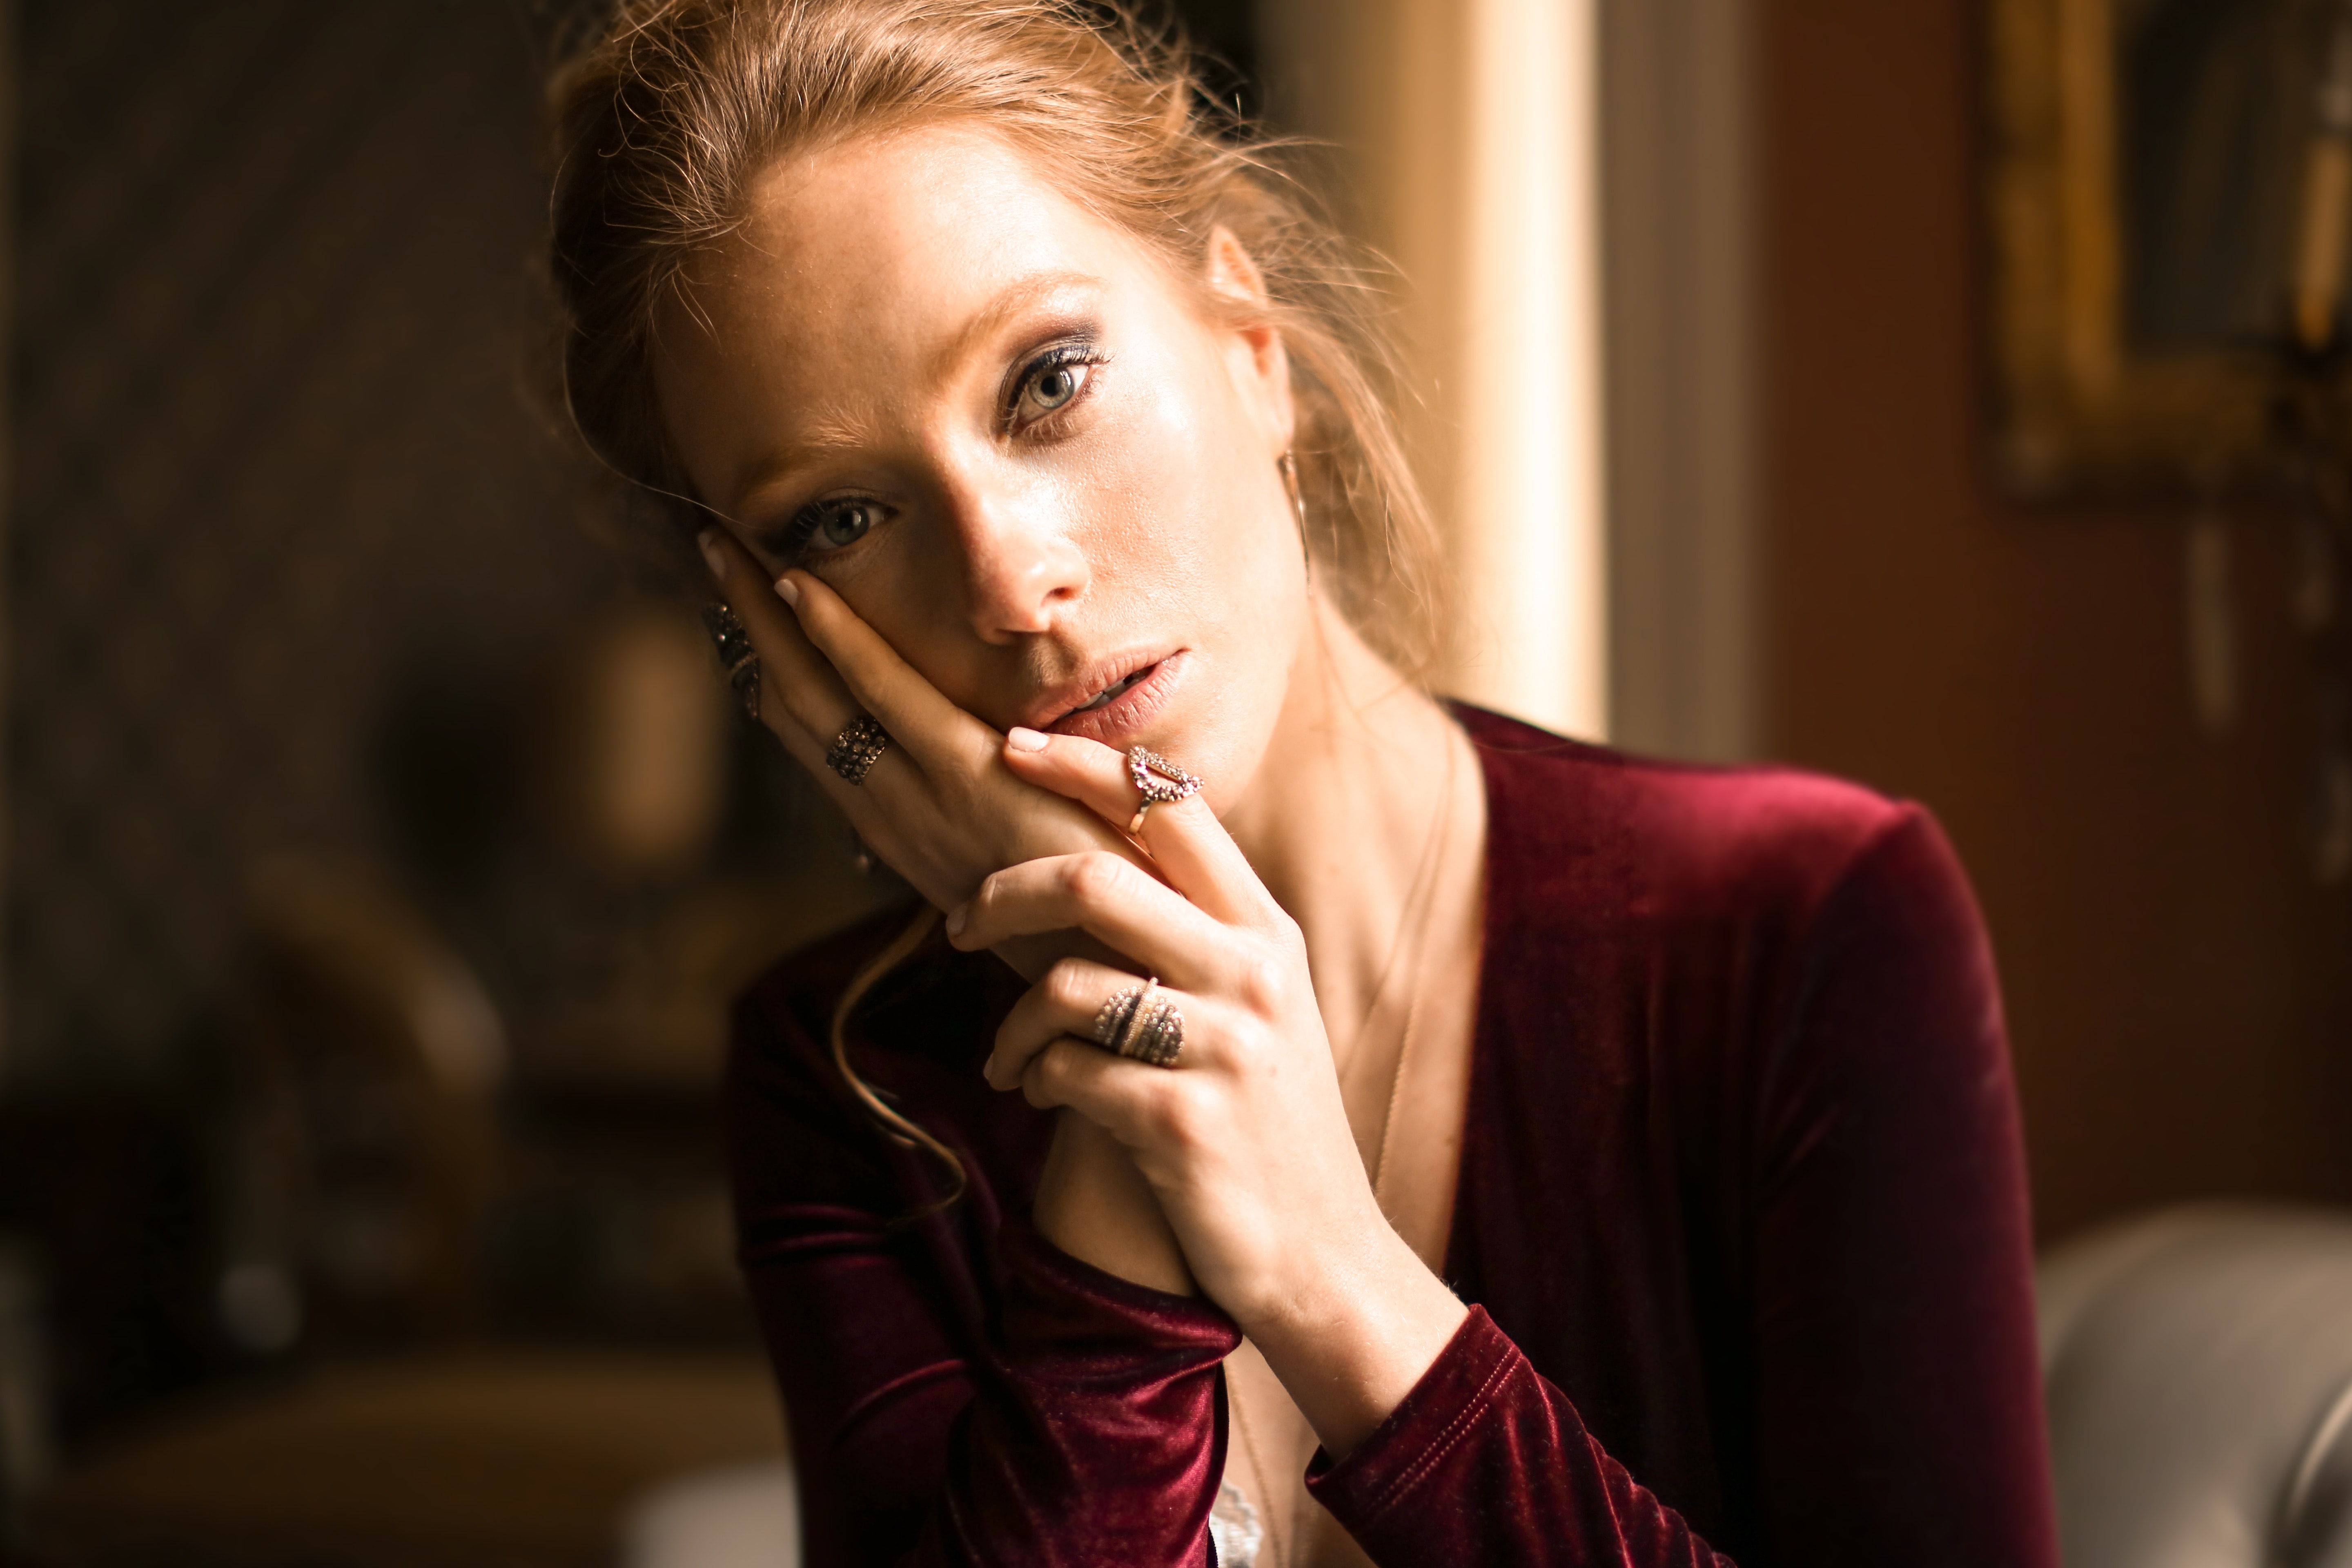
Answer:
[{"left": 1219, "top": 600, "right": 1477, "bottom": 1078}]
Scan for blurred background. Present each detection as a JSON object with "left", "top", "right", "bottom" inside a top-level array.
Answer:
[{"left": 0, "top": 0, "right": 2347, "bottom": 1564}]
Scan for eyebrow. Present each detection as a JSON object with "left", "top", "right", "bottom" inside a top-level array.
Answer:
[
  {"left": 729, "top": 270, "right": 1106, "bottom": 516},
  {"left": 722, "top": 423, "right": 866, "bottom": 528},
  {"left": 928, "top": 269, "right": 1104, "bottom": 385}
]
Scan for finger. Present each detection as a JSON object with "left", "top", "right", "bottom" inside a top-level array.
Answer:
[
  {"left": 1000, "top": 730, "right": 1276, "bottom": 929},
  {"left": 1016, "top": 1033, "right": 1178, "bottom": 1142},
  {"left": 989, "top": 955, "right": 1153, "bottom": 1089},
  {"left": 1017, "top": 1038, "right": 1216, "bottom": 1186},
  {"left": 780, "top": 570, "right": 996, "bottom": 776},
  {"left": 948, "top": 852, "right": 1231, "bottom": 991},
  {"left": 697, "top": 530, "right": 903, "bottom": 796}
]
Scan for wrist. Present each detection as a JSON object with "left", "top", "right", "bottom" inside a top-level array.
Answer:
[{"left": 1241, "top": 1214, "right": 1468, "bottom": 1457}]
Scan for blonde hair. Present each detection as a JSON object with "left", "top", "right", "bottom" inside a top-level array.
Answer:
[{"left": 546, "top": 0, "right": 1444, "bottom": 678}]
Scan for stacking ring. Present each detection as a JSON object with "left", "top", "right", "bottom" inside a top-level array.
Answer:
[
  {"left": 1090, "top": 978, "right": 1184, "bottom": 1068},
  {"left": 826, "top": 715, "right": 892, "bottom": 786},
  {"left": 1126, "top": 746, "right": 1203, "bottom": 835},
  {"left": 699, "top": 605, "right": 762, "bottom": 720}
]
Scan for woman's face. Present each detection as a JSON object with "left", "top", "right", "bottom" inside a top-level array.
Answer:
[{"left": 655, "top": 122, "right": 1309, "bottom": 810}]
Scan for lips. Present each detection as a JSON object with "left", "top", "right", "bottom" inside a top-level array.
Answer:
[
  {"left": 1031, "top": 649, "right": 1187, "bottom": 743},
  {"left": 1069, "top": 666, "right": 1150, "bottom": 714}
]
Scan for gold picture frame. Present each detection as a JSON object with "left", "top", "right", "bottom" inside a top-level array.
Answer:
[{"left": 1986, "top": 0, "right": 2316, "bottom": 497}]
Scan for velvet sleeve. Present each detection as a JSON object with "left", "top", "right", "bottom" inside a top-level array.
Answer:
[
  {"left": 725, "top": 976, "right": 1241, "bottom": 1568},
  {"left": 1306, "top": 1308, "right": 1733, "bottom": 1565},
  {"left": 1305, "top": 806, "right": 2054, "bottom": 1568},
  {"left": 1737, "top": 808, "right": 2056, "bottom": 1567}
]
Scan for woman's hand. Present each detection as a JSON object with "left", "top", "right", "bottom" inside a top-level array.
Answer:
[
  {"left": 699, "top": 530, "right": 1144, "bottom": 954},
  {"left": 701, "top": 531, "right": 1193, "bottom": 1298},
  {"left": 952, "top": 731, "right": 1470, "bottom": 1455}
]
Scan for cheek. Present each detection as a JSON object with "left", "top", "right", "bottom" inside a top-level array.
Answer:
[
  {"left": 1077, "top": 362, "right": 1299, "bottom": 614},
  {"left": 1084, "top": 364, "right": 1305, "bottom": 789}
]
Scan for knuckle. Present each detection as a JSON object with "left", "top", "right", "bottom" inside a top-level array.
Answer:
[
  {"left": 1217, "top": 1018, "right": 1274, "bottom": 1076},
  {"left": 1065, "top": 851, "right": 1129, "bottom": 906},
  {"left": 1152, "top": 1080, "right": 1212, "bottom": 1154},
  {"left": 1019, "top": 1047, "right": 1063, "bottom": 1109},
  {"left": 1042, "top": 960, "right": 1095, "bottom": 1013},
  {"left": 952, "top": 733, "right": 1000, "bottom": 784},
  {"left": 1270, "top": 909, "right": 1307, "bottom": 955},
  {"left": 1135, "top": 1080, "right": 1188, "bottom": 1146},
  {"left": 1232, "top": 947, "right": 1290, "bottom": 1015}
]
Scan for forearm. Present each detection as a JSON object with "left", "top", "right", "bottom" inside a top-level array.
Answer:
[
  {"left": 1033, "top": 1111, "right": 1194, "bottom": 1296},
  {"left": 997, "top": 929, "right": 1196, "bottom": 1298}
]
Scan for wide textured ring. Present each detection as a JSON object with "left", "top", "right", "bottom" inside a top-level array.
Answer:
[
  {"left": 699, "top": 604, "right": 762, "bottom": 720},
  {"left": 1126, "top": 746, "right": 1204, "bottom": 835},
  {"left": 826, "top": 714, "right": 893, "bottom": 786},
  {"left": 1089, "top": 978, "right": 1183, "bottom": 1069}
]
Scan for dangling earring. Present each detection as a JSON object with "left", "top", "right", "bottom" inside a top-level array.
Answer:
[{"left": 1279, "top": 450, "right": 1312, "bottom": 586}]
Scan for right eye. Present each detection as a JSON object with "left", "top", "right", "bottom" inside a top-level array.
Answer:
[
  {"left": 782, "top": 497, "right": 886, "bottom": 560},
  {"left": 814, "top": 499, "right": 879, "bottom": 548}
]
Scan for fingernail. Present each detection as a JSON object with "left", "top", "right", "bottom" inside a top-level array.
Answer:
[
  {"left": 944, "top": 903, "right": 968, "bottom": 940},
  {"left": 773, "top": 575, "right": 800, "bottom": 607},
  {"left": 1005, "top": 726, "right": 1049, "bottom": 753},
  {"left": 697, "top": 530, "right": 724, "bottom": 579}
]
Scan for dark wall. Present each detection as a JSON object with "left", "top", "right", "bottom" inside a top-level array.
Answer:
[
  {"left": 20, "top": 0, "right": 2339, "bottom": 1269},
  {"left": 1759, "top": 0, "right": 2352, "bottom": 1240},
  {"left": 9, "top": 0, "right": 624, "bottom": 1085}
]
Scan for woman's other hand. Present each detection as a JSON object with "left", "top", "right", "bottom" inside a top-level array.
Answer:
[{"left": 952, "top": 729, "right": 1470, "bottom": 1456}]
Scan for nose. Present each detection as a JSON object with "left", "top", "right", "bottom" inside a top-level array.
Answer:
[{"left": 948, "top": 477, "right": 1089, "bottom": 643}]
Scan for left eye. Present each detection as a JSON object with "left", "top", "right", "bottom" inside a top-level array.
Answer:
[
  {"left": 1030, "top": 365, "right": 1080, "bottom": 410},
  {"left": 1013, "top": 355, "right": 1093, "bottom": 425}
]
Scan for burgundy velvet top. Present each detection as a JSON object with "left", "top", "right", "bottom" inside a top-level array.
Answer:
[{"left": 726, "top": 707, "right": 2060, "bottom": 1567}]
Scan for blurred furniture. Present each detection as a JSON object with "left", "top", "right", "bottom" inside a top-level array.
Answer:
[
  {"left": 2039, "top": 1203, "right": 2352, "bottom": 1568},
  {"left": 26, "top": 860, "right": 795, "bottom": 1567},
  {"left": 0, "top": 1238, "right": 57, "bottom": 1548},
  {"left": 33, "top": 1354, "right": 790, "bottom": 1568},
  {"left": 233, "top": 855, "right": 757, "bottom": 1349},
  {"left": 232, "top": 856, "right": 509, "bottom": 1346},
  {"left": 623, "top": 1459, "right": 799, "bottom": 1568}
]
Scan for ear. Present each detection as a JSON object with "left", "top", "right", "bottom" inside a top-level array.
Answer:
[{"left": 1202, "top": 225, "right": 1295, "bottom": 459}]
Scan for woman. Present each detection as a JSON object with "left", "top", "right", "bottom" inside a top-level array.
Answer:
[{"left": 546, "top": 4, "right": 2058, "bottom": 1564}]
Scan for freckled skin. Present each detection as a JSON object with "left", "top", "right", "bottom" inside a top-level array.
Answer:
[{"left": 652, "top": 123, "right": 1307, "bottom": 814}]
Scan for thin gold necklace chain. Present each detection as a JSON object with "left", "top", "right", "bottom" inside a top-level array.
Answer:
[
  {"left": 1234, "top": 726, "right": 1463, "bottom": 1568},
  {"left": 1371, "top": 731, "right": 1459, "bottom": 1210},
  {"left": 1342, "top": 725, "right": 1461, "bottom": 1183}
]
